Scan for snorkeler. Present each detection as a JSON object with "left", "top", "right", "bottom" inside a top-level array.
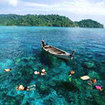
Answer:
[
  {"left": 69, "top": 70, "right": 75, "bottom": 76},
  {"left": 41, "top": 68, "right": 46, "bottom": 75},
  {"left": 88, "top": 79, "right": 103, "bottom": 91},
  {"left": 4, "top": 68, "right": 12, "bottom": 72},
  {"left": 88, "top": 78, "right": 97, "bottom": 86},
  {"left": 16, "top": 84, "right": 36, "bottom": 91},
  {"left": 34, "top": 71, "right": 40, "bottom": 75},
  {"left": 93, "top": 85, "right": 103, "bottom": 91},
  {"left": 68, "top": 70, "right": 75, "bottom": 82},
  {"left": 34, "top": 68, "right": 47, "bottom": 76}
]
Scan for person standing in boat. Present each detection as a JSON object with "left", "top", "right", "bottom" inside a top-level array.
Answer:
[
  {"left": 42, "top": 40, "right": 45, "bottom": 47},
  {"left": 70, "top": 50, "right": 76, "bottom": 59}
]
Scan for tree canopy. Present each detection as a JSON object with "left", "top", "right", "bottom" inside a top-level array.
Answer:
[
  {"left": 0, "top": 14, "right": 104, "bottom": 28},
  {"left": 75, "top": 19, "right": 103, "bottom": 28}
]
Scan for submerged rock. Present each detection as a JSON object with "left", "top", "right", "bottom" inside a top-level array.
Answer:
[
  {"left": 83, "top": 62, "right": 95, "bottom": 69},
  {"left": 15, "top": 56, "right": 36, "bottom": 65},
  {"left": 88, "top": 71, "right": 100, "bottom": 79},
  {"left": 38, "top": 83, "right": 51, "bottom": 96},
  {"left": 0, "top": 59, "right": 14, "bottom": 70}
]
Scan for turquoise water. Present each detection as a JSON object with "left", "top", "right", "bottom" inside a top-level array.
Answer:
[{"left": 0, "top": 26, "right": 105, "bottom": 105}]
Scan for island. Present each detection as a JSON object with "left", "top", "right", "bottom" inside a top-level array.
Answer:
[
  {"left": 0, "top": 14, "right": 104, "bottom": 28},
  {"left": 75, "top": 19, "right": 104, "bottom": 28}
]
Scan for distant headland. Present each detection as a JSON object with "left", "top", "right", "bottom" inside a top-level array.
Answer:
[{"left": 0, "top": 14, "right": 104, "bottom": 28}]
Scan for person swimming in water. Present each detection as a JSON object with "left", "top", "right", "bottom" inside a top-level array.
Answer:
[
  {"left": 34, "top": 71, "right": 40, "bottom": 75},
  {"left": 93, "top": 85, "right": 103, "bottom": 91},
  {"left": 88, "top": 78, "right": 97, "bottom": 86},
  {"left": 16, "top": 84, "right": 36, "bottom": 91},
  {"left": 69, "top": 70, "right": 75, "bottom": 76},
  {"left": 4, "top": 68, "right": 12, "bottom": 72},
  {"left": 34, "top": 68, "right": 47, "bottom": 76},
  {"left": 41, "top": 68, "right": 46, "bottom": 76},
  {"left": 68, "top": 70, "right": 75, "bottom": 82},
  {"left": 88, "top": 79, "right": 103, "bottom": 91}
]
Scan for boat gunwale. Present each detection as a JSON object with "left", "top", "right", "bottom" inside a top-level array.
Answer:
[{"left": 42, "top": 45, "right": 70, "bottom": 56}]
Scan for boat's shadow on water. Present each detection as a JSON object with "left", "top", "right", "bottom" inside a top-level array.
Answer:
[
  {"left": 53, "top": 80, "right": 79, "bottom": 91},
  {"left": 38, "top": 50, "right": 71, "bottom": 68}
]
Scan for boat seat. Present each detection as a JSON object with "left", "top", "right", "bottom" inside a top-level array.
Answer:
[
  {"left": 44, "top": 46, "right": 51, "bottom": 49},
  {"left": 57, "top": 52, "right": 63, "bottom": 54}
]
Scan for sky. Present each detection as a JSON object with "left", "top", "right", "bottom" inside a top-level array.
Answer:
[{"left": 0, "top": 0, "right": 105, "bottom": 26}]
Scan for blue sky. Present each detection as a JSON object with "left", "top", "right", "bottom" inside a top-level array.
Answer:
[{"left": 0, "top": 0, "right": 105, "bottom": 26}]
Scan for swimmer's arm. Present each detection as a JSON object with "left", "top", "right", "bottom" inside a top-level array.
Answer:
[
  {"left": 27, "top": 85, "right": 36, "bottom": 88},
  {"left": 69, "top": 74, "right": 72, "bottom": 77},
  {"left": 87, "top": 80, "right": 92, "bottom": 86},
  {"left": 26, "top": 88, "right": 35, "bottom": 91}
]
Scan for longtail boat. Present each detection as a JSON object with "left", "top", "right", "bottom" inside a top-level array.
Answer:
[{"left": 41, "top": 40, "right": 75, "bottom": 60}]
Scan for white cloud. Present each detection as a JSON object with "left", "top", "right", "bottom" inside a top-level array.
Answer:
[
  {"left": 22, "top": 1, "right": 60, "bottom": 8},
  {"left": 9, "top": 0, "right": 18, "bottom": 6},
  {"left": 0, "top": 0, "right": 105, "bottom": 16},
  {"left": 19, "top": 0, "right": 105, "bottom": 16},
  {"left": 0, "top": 0, "right": 18, "bottom": 6},
  {"left": 63, "top": 0, "right": 105, "bottom": 16}
]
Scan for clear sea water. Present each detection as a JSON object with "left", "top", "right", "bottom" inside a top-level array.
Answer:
[{"left": 0, "top": 26, "right": 105, "bottom": 105}]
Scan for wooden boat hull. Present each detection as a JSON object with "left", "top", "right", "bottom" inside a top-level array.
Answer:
[
  {"left": 41, "top": 41, "right": 75, "bottom": 60},
  {"left": 42, "top": 47, "right": 70, "bottom": 60},
  {"left": 54, "top": 54, "right": 71, "bottom": 60}
]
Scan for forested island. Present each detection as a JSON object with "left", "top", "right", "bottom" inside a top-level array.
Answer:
[
  {"left": 0, "top": 14, "right": 104, "bottom": 28},
  {"left": 75, "top": 19, "right": 104, "bottom": 28}
]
